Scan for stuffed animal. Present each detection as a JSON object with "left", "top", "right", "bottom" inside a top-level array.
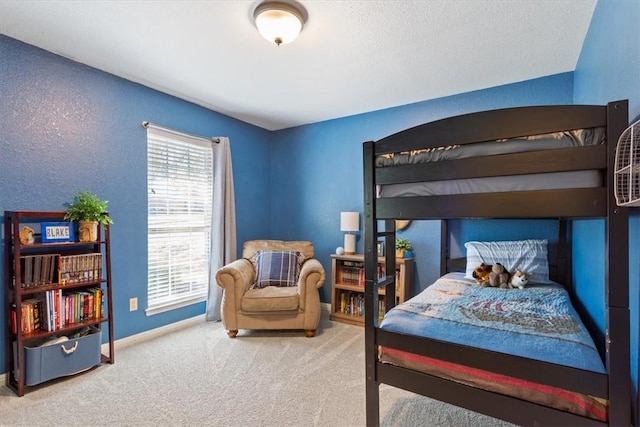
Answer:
[
  {"left": 19, "top": 226, "right": 35, "bottom": 245},
  {"left": 472, "top": 263, "right": 492, "bottom": 286},
  {"left": 488, "top": 262, "right": 510, "bottom": 288},
  {"left": 509, "top": 269, "right": 529, "bottom": 289}
]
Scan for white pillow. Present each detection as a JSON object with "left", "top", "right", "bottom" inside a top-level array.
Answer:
[{"left": 464, "top": 239, "right": 551, "bottom": 284}]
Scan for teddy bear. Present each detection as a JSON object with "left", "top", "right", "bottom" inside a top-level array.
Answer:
[
  {"left": 509, "top": 269, "right": 529, "bottom": 289},
  {"left": 19, "top": 226, "right": 35, "bottom": 245},
  {"left": 472, "top": 263, "right": 492, "bottom": 286},
  {"left": 488, "top": 262, "right": 510, "bottom": 288}
]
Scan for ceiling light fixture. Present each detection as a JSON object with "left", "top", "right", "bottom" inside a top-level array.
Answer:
[{"left": 253, "top": 1, "right": 306, "bottom": 46}]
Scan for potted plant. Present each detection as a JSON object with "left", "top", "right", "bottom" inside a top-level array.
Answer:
[
  {"left": 64, "top": 190, "right": 113, "bottom": 242},
  {"left": 395, "top": 237, "right": 412, "bottom": 258}
]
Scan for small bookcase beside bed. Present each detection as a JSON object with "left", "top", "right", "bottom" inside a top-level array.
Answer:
[{"left": 362, "top": 100, "right": 631, "bottom": 426}]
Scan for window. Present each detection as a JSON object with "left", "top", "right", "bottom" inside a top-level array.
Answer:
[{"left": 146, "top": 126, "right": 213, "bottom": 315}]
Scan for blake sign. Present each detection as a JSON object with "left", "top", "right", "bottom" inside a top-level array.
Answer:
[{"left": 41, "top": 222, "right": 75, "bottom": 243}]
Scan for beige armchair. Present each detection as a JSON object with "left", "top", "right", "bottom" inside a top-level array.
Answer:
[{"left": 215, "top": 240, "right": 326, "bottom": 338}]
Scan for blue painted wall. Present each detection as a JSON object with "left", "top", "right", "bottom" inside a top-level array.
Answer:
[
  {"left": 573, "top": 0, "right": 640, "bottom": 422},
  {"left": 271, "top": 73, "right": 574, "bottom": 302},
  {"left": 0, "top": 36, "right": 271, "bottom": 372}
]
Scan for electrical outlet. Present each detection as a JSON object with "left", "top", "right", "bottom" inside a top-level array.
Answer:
[{"left": 129, "top": 297, "right": 138, "bottom": 311}]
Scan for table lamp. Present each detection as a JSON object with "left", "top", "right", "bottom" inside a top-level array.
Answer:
[{"left": 340, "top": 212, "right": 359, "bottom": 255}]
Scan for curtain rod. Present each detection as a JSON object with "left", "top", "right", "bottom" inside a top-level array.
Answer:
[{"left": 142, "top": 121, "right": 220, "bottom": 143}]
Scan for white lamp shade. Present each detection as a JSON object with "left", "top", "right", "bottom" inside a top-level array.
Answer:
[
  {"left": 254, "top": 3, "right": 304, "bottom": 46},
  {"left": 340, "top": 212, "right": 359, "bottom": 232}
]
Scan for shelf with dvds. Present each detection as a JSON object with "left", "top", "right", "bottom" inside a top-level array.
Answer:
[
  {"left": 3, "top": 211, "right": 114, "bottom": 396},
  {"left": 329, "top": 254, "right": 414, "bottom": 326}
]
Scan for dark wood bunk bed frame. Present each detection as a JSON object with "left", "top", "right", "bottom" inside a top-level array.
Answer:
[{"left": 362, "top": 100, "right": 631, "bottom": 426}]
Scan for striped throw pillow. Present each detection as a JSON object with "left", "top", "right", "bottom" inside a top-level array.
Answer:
[{"left": 252, "top": 250, "right": 303, "bottom": 289}]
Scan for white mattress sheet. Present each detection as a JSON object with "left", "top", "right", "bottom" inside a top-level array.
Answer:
[{"left": 378, "top": 170, "right": 602, "bottom": 198}]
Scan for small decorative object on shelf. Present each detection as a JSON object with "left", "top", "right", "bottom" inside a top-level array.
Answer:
[
  {"left": 395, "top": 237, "right": 412, "bottom": 258},
  {"left": 41, "top": 222, "right": 74, "bottom": 243},
  {"left": 19, "top": 226, "right": 35, "bottom": 245},
  {"left": 64, "top": 190, "right": 114, "bottom": 242}
]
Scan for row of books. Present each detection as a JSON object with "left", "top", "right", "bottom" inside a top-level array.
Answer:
[
  {"left": 338, "top": 262, "right": 393, "bottom": 287},
  {"left": 59, "top": 253, "right": 102, "bottom": 285},
  {"left": 338, "top": 291, "right": 365, "bottom": 316},
  {"left": 11, "top": 287, "right": 104, "bottom": 334},
  {"left": 18, "top": 253, "right": 102, "bottom": 288},
  {"left": 19, "top": 254, "right": 57, "bottom": 288},
  {"left": 336, "top": 290, "right": 387, "bottom": 321}
]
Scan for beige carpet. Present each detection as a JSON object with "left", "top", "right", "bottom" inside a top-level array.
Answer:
[{"left": 0, "top": 311, "right": 515, "bottom": 426}]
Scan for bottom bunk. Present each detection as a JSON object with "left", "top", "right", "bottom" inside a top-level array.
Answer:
[
  {"left": 378, "top": 272, "right": 607, "bottom": 424},
  {"left": 365, "top": 229, "right": 629, "bottom": 427},
  {"left": 364, "top": 233, "right": 616, "bottom": 426}
]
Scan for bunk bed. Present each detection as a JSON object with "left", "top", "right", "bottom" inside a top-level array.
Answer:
[{"left": 362, "top": 100, "right": 631, "bottom": 426}]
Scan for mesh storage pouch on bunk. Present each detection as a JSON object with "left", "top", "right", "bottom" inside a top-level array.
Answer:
[{"left": 614, "top": 119, "right": 640, "bottom": 207}]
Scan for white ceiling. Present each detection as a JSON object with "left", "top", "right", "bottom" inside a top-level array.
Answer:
[{"left": 0, "top": 0, "right": 597, "bottom": 131}]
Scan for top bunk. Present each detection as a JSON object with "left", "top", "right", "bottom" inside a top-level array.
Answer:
[{"left": 364, "top": 101, "right": 629, "bottom": 220}]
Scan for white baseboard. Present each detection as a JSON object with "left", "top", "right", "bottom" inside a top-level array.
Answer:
[{"left": 104, "top": 313, "right": 206, "bottom": 352}]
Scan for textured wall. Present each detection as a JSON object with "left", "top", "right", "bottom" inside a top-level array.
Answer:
[
  {"left": 0, "top": 35, "right": 271, "bottom": 375},
  {"left": 270, "top": 74, "right": 574, "bottom": 303}
]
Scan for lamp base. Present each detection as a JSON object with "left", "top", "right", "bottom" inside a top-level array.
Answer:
[{"left": 344, "top": 233, "right": 356, "bottom": 255}]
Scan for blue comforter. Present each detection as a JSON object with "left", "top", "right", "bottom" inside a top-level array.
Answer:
[{"left": 380, "top": 273, "right": 605, "bottom": 373}]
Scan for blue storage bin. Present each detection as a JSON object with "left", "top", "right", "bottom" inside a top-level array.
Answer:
[{"left": 15, "top": 328, "right": 102, "bottom": 386}]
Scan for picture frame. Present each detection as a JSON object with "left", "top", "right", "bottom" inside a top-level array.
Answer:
[{"left": 41, "top": 222, "right": 75, "bottom": 243}]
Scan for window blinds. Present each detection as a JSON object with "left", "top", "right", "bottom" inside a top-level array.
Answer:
[{"left": 146, "top": 127, "right": 213, "bottom": 313}]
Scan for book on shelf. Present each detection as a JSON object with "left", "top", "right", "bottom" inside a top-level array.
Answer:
[
  {"left": 339, "top": 257, "right": 395, "bottom": 285},
  {"left": 58, "top": 253, "right": 102, "bottom": 285},
  {"left": 11, "top": 287, "right": 105, "bottom": 334},
  {"left": 337, "top": 290, "right": 365, "bottom": 316},
  {"left": 11, "top": 299, "right": 42, "bottom": 334},
  {"left": 18, "top": 254, "right": 60, "bottom": 288}
]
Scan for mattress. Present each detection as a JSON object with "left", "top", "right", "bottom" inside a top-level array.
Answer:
[
  {"left": 376, "top": 127, "right": 605, "bottom": 198},
  {"left": 378, "top": 273, "right": 607, "bottom": 421},
  {"left": 378, "top": 170, "right": 602, "bottom": 197},
  {"left": 375, "top": 127, "right": 605, "bottom": 168}
]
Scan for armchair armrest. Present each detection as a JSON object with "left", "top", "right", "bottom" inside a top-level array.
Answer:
[
  {"left": 297, "top": 258, "right": 326, "bottom": 312},
  {"left": 299, "top": 259, "right": 325, "bottom": 289},
  {"left": 215, "top": 258, "right": 255, "bottom": 309}
]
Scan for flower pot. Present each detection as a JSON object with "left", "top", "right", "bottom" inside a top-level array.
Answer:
[
  {"left": 78, "top": 220, "right": 98, "bottom": 242},
  {"left": 396, "top": 249, "right": 404, "bottom": 258}
]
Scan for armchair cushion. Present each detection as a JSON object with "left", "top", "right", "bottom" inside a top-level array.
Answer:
[
  {"left": 252, "top": 250, "right": 303, "bottom": 289},
  {"left": 241, "top": 286, "right": 299, "bottom": 312}
]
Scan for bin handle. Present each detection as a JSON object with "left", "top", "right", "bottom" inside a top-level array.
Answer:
[{"left": 61, "top": 341, "right": 78, "bottom": 355}]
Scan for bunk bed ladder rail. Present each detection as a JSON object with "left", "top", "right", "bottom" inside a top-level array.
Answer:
[{"left": 363, "top": 139, "right": 392, "bottom": 427}]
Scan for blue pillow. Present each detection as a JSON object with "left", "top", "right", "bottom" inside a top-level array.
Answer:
[{"left": 252, "top": 250, "right": 303, "bottom": 289}]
